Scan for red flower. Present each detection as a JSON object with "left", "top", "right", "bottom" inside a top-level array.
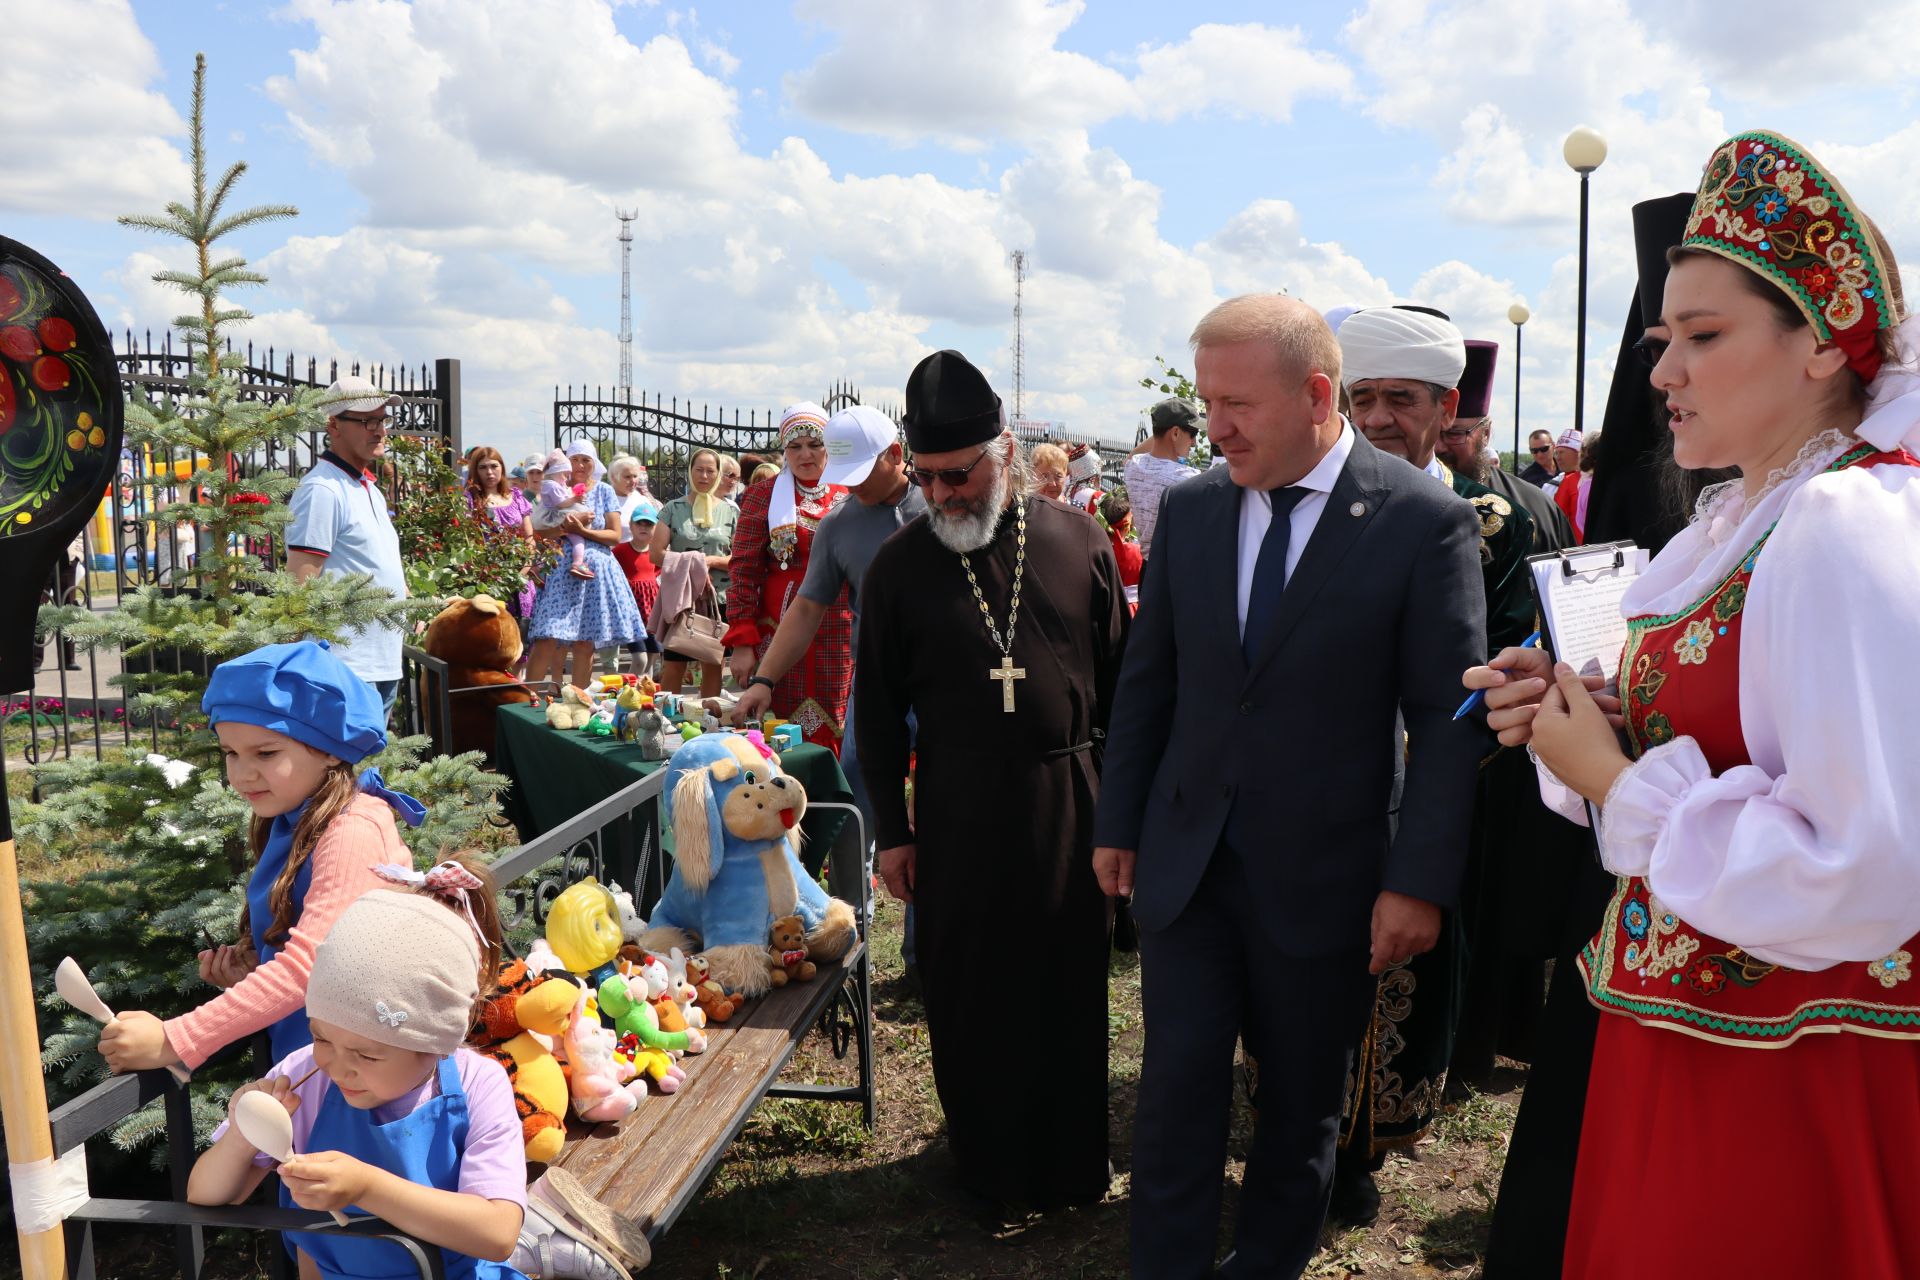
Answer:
[
  {"left": 0, "top": 371, "right": 13, "bottom": 434},
  {"left": 1687, "top": 961, "right": 1725, "bottom": 995},
  {"left": 32, "top": 355, "right": 70, "bottom": 392},
  {"left": 37, "top": 316, "right": 75, "bottom": 353},
  {"left": 0, "top": 277, "right": 21, "bottom": 321},
  {"left": 0, "top": 325, "right": 38, "bottom": 362}
]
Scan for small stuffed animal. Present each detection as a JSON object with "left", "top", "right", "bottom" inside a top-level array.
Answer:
[
  {"left": 630, "top": 699, "right": 672, "bottom": 761},
  {"left": 560, "top": 984, "right": 647, "bottom": 1124},
  {"left": 636, "top": 952, "right": 695, "bottom": 1037},
  {"left": 423, "top": 594, "right": 536, "bottom": 756},
  {"left": 545, "top": 682, "right": 596, "bottom": 731},
  {"left": 766, "top": 914, "right": 818, "bottom": 987},
  {"left": 583, "top": 702, "right": 617, "bottom": 737},
  {"left": 613, "top": 683, "right": 647, "bottom": 743},
  {"left": 469, "top": 959, "right": 577, "bottom": 1162},
  {"left": 547, "top": 879, "right": 626, "bottom": 990},
  {"left": 661, "top": 948, "right": 707, "bottom": 1030},
  {"left": 599, "top": 971, "right": 703, "bottom": 1093},
  {"left": 607, "top": 881, "right": 647, "bottom": 945},
  {"left": 685, "top": 954, "right": 745, "bottom": 1023}
]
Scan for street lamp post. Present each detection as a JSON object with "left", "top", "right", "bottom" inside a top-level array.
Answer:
[
  {"left": 1507, "top": 302, "right": 1530, "bottom": 471},
  {"left": 1563, "top": 125, "right": 1609, "bottom": 443}
]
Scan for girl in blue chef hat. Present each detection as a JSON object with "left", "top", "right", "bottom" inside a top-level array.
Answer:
[{"left": 100, "top": 640, "right": 429, "bottom": 1077}]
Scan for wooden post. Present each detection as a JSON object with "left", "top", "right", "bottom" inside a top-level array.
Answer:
[{"left": 0, "top": 753, "right": 67, "bottom": 1277}]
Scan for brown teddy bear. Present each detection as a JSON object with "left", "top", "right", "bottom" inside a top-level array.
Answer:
[
  {"left": 766, "top": 914, "right": 817, "bottom": 987},
  {"left": 423, "top": 593, "right": 536, "bottom": 756}
]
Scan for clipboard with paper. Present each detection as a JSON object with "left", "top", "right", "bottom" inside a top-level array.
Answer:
[
  {"left": 1527, "top": 539, "right": 1649, "bottom": 833},
  {"left": 1527, "top": 540, "right": 1650, "bottom": 684}
]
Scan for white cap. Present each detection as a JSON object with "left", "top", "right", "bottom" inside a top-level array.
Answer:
[
  {"left": 1556, "top": 428, "right": 1584, "bottom": 450},
  {"left": 1338, "top": 308, "right": 1467, "bottom": 389},
  {"left": 323, "top": 374, "right": 398, "bottom": 416},
  {"left": 819, "top": 405, "right": 899, "bottom": 487}
]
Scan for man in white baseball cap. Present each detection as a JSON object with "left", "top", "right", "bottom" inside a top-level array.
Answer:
[
  {"left": 286, "top": 375, "right": 410, "bottom": 710},
  {"left": 732, "top": 403, "right": 928, "bottom": 971}
]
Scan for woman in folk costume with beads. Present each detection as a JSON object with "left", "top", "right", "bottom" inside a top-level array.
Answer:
[
  {"left": 1467, "top": 131, "right": 1920, "bottom": 1277},
  {"left": 724, "top": 403, "right": 854, "bottom": 750}
]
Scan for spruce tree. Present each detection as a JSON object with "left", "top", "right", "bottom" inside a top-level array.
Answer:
[{"left": 23, "top": 54, "right": 506, "bottom": 1156}]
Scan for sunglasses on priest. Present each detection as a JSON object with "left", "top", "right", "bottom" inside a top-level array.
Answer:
[{"left": 905, "top": 445, "right": 995, "bottom": 489}]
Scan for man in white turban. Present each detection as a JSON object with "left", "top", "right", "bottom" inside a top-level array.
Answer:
[
  {"left": 1337, "top": 306, "right": 1470, "bottom": 482},
  {"left": 1303, "top": 304, "right": 1538, "bottom": 1228}
]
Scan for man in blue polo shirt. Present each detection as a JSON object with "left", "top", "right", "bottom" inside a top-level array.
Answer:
[{"left": 286, "top": 375, "right": 410, "bottom": 710}]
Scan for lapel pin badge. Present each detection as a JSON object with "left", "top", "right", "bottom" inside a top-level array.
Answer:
[{"left": 1349, "top": 501, "right": 1366, "bottom": 517}]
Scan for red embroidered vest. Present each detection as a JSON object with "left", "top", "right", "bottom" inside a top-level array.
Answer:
[{"left": 1580, "top": 445, "right": 1920, "bottom": 1046}]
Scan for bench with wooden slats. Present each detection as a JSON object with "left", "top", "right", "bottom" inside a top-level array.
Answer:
[{"left": 548, "top": 942, "right": 866, "bottom": 1239}]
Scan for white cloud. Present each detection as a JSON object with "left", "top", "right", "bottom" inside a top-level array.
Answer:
[
  {"left": 1133, "top": 23, "right": 1353, "bottom": 122},
  {"left": 785, "top": 2, "right": 1352, "bottom": 148},
  {"left": 1195, "top": 199, "right": 1394, "bottom": 308},
  {"left": 0, "top": 0, "right": 190, "bottom": 219},
  {"left": 785, "top": 0, "right": 1132, "bottom": 149}
]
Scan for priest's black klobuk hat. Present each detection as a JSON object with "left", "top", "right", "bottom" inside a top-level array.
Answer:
[{"left": 902, "top": 349, "right": 1003, "bottom": 455}]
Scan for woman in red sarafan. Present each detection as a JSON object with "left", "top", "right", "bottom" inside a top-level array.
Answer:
[
  {"left": 723, "top": 402, "right": 852, "bottom": 751},
  {"left": 1472, "top": 130, "right": 1920, "bottom": 1278}
]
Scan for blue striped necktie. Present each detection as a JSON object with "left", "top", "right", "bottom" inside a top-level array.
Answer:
[{"left": 1242, "top": 486, "right": 1308, "bottom": 664}]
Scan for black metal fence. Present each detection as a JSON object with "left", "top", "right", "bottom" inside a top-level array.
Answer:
[
  {"left": 552, "top": 380, "right": 897, "bottom": 500},
  {"left": 13, "top": 332, "right": 461, "bottom": 768}
]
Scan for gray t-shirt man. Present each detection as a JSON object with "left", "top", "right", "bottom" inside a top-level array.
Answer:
[{"left": 798, "top": 485, "right": 928, "bottom": 633}]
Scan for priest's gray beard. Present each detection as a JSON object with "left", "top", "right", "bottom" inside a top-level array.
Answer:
[
  {"left": 929, "top": 441, "right": 1032, "bottom": 554},
  {"left": 1466, "top": 447, "right": 1500, "bottom": 485}
]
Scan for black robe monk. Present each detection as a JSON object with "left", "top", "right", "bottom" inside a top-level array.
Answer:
[{"left": 855, "top": 494, "right": 1128, "bottom": 1207}]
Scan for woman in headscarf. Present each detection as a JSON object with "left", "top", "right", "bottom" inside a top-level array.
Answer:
[
  {"left": 1467, "top": 130, "right": 1920, "bottom": 1278},
  {"left": 648, "top": 446, "right": 737, "bottom": 700},
  {"left": 722, "top": 402, "right": 854, "bottom": 751},
  {"left": 526, "top": 439, "right": 644, "bottom": 689}
]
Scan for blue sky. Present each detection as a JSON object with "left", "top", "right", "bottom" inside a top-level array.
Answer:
[{"left": 10, "top": 0, "right": 1919, "bottom": 466}]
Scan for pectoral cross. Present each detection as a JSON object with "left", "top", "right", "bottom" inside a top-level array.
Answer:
[{"left": 987, "top": 655, "right": 1026, "bottom": 713}]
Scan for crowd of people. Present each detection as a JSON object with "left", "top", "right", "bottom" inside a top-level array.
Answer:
[{"left": 82, "top": 126, "right": 1920, "bottom": 1280}]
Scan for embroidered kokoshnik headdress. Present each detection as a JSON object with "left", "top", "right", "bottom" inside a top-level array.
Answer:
[{"left": 1682, "top": 130, "right": 1901, "bottom": 382}]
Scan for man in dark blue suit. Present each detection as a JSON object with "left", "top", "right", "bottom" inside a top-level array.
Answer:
[{"left": 1094, "top": 295, "right": 1488, "bottom": 1278}]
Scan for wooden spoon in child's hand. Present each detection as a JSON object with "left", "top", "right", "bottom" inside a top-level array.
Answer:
[
  {"left": 56, "top": 956, "right": 192, "bottom": 1084},
  {"left": 234, "top": 1091, "right": 350, "bottom": 1226}
]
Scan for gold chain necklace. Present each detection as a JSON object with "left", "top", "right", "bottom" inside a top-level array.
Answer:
[{"left": 960, "top": 498, "right": 1028, "bottom": 713}]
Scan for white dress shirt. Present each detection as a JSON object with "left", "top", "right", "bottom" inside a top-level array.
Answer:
[{"left": 1236, "top": 421, "right": 1356, "bottom": 641}]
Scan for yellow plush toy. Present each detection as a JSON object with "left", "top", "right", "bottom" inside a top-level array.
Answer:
[{"left": 469, "top": 959, "right": 578, "bottom": 1163}]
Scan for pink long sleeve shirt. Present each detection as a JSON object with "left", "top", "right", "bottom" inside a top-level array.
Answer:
[{"left": 164, "top": 794, "right": 407, "bottom": 1070}]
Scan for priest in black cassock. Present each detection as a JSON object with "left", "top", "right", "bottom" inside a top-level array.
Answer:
[{"left": 854, "top": 349, "right": 1129, "bottom": 1210}]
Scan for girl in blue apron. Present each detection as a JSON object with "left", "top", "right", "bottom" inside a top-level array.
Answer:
[
  {"left": 100, "top": 640, "right": 428, "bottom": 1077},
  {"left": 190, "top": 887, "right": 535, "bottom": 1279}
]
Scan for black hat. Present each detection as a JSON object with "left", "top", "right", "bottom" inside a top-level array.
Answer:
[
  {"left": 1457, "top": 340, "right": 1499, "bottom": 419},
  {"left": 902, "top": 350, "right": 1003, "bottom": 454},
  {"left": 1584, "top": 192, "right": 1697, "bottom": 553},
  {"left": 1149, "top": 397, "right": 1201, "bottom": 435}
]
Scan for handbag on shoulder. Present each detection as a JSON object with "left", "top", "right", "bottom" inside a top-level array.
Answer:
[{"left": 660, "top": 589, "right": 725, "bottom": 665}]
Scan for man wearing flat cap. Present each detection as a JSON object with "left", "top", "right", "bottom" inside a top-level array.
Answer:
[
  {"left": 1124, "top": 396, "right": 1204, "bottom": 559},
  {"left": 286, "top": 375, "right": 410, "bottom": 710},
  {"left": 855, "top": 350, "right": 1130, "bottom": 1210}
]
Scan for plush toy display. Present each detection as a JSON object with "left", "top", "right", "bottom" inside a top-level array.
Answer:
[
  {"left": 599, "top": 970, "right": 703, "bottom": 1093},
  {"left": 547, "top": 878, "right": 627, "bottom": 990},
  {"left": 422, "top": 594, "right": 537, "bottom": 756},
  {"left": 637, "top": 733, "right": 858, "bottom": 996},
  {"left": 560, "top": 985, "right": 648, "bottom": 1124},
  {"left": 545, "top": 682, "right": 596, "bottom": 730},
  {"left": 661, "top": 949, "right": 707, "bottom": 1029},
  {"left": 470, "top": 959, "right": 577, "bottom": 1163},
  {"left": 766, "top": 914, "right": 818, "bottom": 987}
]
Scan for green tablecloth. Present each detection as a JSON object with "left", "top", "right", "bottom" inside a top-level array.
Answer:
[{"left": 493, "top": 703, "right": 853, "bottom": 912}]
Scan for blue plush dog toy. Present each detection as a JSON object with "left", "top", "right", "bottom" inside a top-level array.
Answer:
[{"left": 638, "top": 733, "right": 857, "bottom": 996}]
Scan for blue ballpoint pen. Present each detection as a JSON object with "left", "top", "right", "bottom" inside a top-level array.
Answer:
[{"left": 1453, "top": 629, "right": 1542, "bottom": 720}]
